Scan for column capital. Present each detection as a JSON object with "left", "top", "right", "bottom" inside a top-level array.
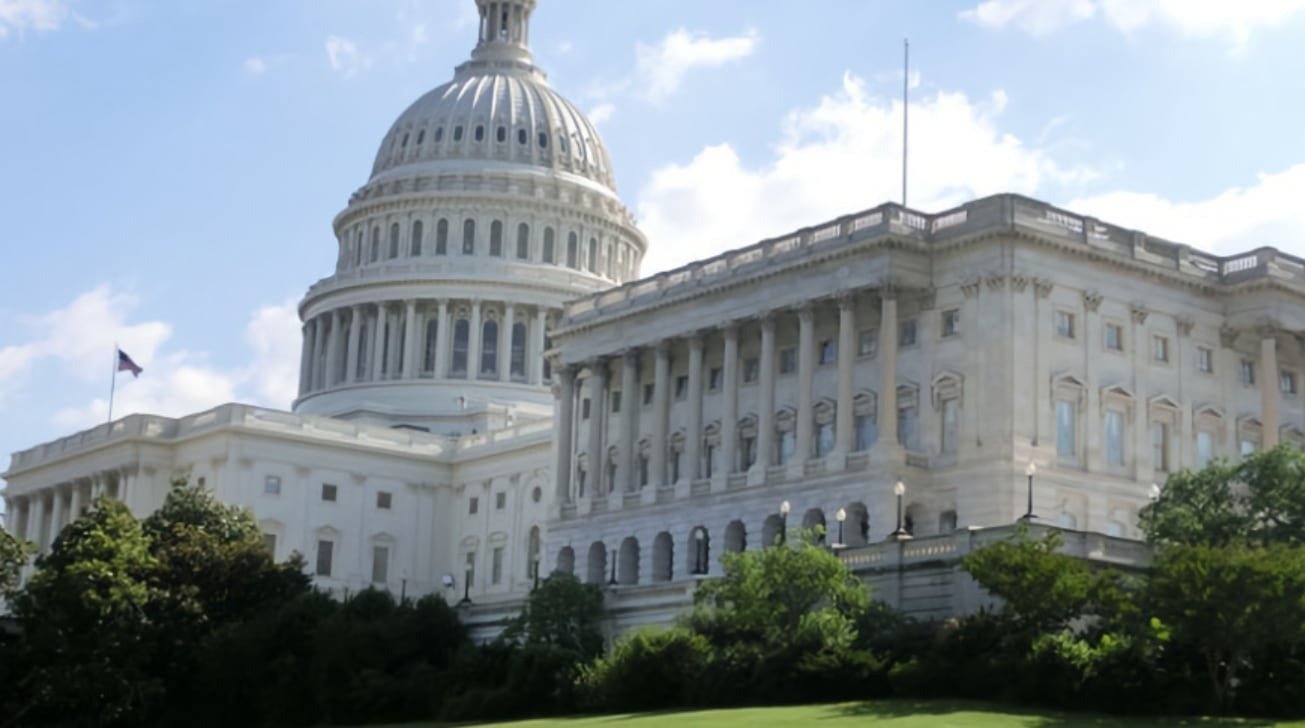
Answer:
[
  {"left": 1256, "top": 318, "right": 1283, "bottom": 340},
  {"left": 621, "top": 347, "right": 642, "bottom": 364},
  {"left": 1082, "top": 290, "right": 1103, "bottom": 313},
  {"left": 655, "top": 339, "right": 673, "bottom": 355},
  {"left": 687, "top": 333, "right": 705, "bottom": 351},
  {"left": 1130, "top": 303, "right": 1149, "bottom": 325},
  {"left": 837, "top": 291, "right": 857, "bottom": 311},
  {"left": 794, "top": 303, "right": 815, "bottom": 325},
  {"left": 1033, "top": 278, "right": 1054, "bottom": 299},
  {"left": 960, "top": 278, "right": 982, "bottom": 299},
  {"left": 1219, "top": 324, "right": 1239, "bottom": 348},
  {"left": 759, "top": 312, "right": 777, "bottom": 333},
  {"left": 721, "top": 320, "right": 742, "bottom": 338},
  {"left": 1176, "top": 315, "right": 1195, "bottom": 337}
]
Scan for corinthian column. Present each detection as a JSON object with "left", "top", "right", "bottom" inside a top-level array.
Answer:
[
  {"left": 468, "top": 300, "right": 483, "bottom": 379},
  {"left": 346, "top": 305, "right": 362, "bottom": 383},
  {"left": 874, "top": 288, "right": 899, "bottom": 458},
  {"left": 721, "top": 324, "right": 739, "bottom": 476},
  {"left": 553, "top": 365, "right": 575, "bottom": 503},
  {"left": 401, "top": 299, "right": 419, "bottom": 379},
  {"left": 834, "top": 294, "right": 856, "bottom": 462},
  {"left": 298, "top": 322, "right": 314, "bottom": 395},
  {"left": 651, "top": 342, "right": 670, "bottom": 487},
  {"left": 369, "top": 304, "right": 386, "bottom": 382},
  {"left": 685, "top": 335, "right": 704, "bottom": 482},
  {"left": 324, "top": 310, "right": 342, "bottom": 387},
  {"left": 1262, "top": 326, "right": 1280, "bottom": 448},
  {"left": 586, "top": 359, "right": 608, "bottom": 495},
  {"left": 434, "top": 299, "right": 449, "bottom": 378},
  {"left": 619, "top": 350, "right": 639, "bottom": 491},
  {"left": 753, "top": 315, "right": 776, "bottom": 482},
  {"left": 793, "top": 305, "right": 815, "bottom": 474}
]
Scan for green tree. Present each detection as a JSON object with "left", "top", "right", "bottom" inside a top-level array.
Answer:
[
  {"left": 0, "top": 527, "right": 34, "bottom": 599},
  {"left": 501, "top": 570, "right": 606, "bottom": 659}
]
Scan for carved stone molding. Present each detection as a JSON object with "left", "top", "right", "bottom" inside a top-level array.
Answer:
[
  {"left": 1033, "top": 278, "right": 1054, "bottom": 299},
  {"left": 1130, "top": 304, "right": 1149, "bottom": 325},
  {"left": 1176, "top": 316, "right": 1195, "bottom": 337},
  {"left": 836, "top": 292, "right": 857, "bottom": 310},
  {"left": 985, "top": 274, "right": 1006, "bottom": 291},
  {"left": 1219, "top": 325, "right": 1240, "bottom": 348},
  {"left": 1256, "top": 318, "right": 1282, "bottom": 340},
  {"left": 917, "top": 286, "right": 937, "bottom": 312},
  {"left": 1010, "top": 273, "right": 1030, "bottom": 293},
  {"left": 294, "top": 465, "right": 311, "bottom": 477},
  {"left": 960, "top": 278, "right": 982, "bottom": 299},
  {"left": 878, "top": 279, "right": 899, "bottom": 300},
  {"left": 1082, "top": 290, "right": 1103, "bottom": 313}
]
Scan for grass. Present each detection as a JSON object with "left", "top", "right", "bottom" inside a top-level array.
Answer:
[{"left": 358, "top": 699, "right": 1305, "bottom": 727}]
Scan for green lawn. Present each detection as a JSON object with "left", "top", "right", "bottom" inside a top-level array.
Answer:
[{"left": 361, "top": 700, "right": 1305, "bottom": 727}]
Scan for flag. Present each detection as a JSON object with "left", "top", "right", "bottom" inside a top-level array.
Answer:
[{"left": 117, "top": 349, "right": 143, "bottom": 378}]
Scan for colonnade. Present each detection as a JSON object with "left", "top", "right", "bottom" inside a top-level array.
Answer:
[
  {"left": 299, "top": 299, "right": 555, "bottom": 396},
  {"left": 4, "top": 471, "right": 127, "bottom": 553}
]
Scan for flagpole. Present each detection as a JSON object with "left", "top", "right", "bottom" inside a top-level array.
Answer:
[
  {"left": 108, "top": 343, "right": 118, "bottom": 425},
  {"left": 902, "top": 37, "right": 909, "bottom": 207}
]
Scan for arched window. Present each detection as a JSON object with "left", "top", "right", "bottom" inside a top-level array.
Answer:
[
  {"left": 474, "top": 125, "right": 484, "bottom": 142},
  {"left": 462, "top": 219, "right": 476, "bottom": 254},
  {"left": 566, "top": 232, "right": 578, "bottom": 268},
  {"left": 517, "top": 128, "right": 527, "bottom": 146},
  {"left": 511, "top": 322, "right": 526, "bottom": 380},
  {"left": 556, "top": 545, "right": 574, "bottom": 575},
  {"left": 586, "top": 541, "right": 607, "bottom": 585},
  {"left": 490, "top": 220, "right": 503, "bottom": 257},
  {"left": 538, "top": 131, "right": 548, "bottom": 148},
  {"left": 354, "top": 230, "right": 363, "bottom": 267},
  {"left": 543, "top": 228, "right": 555, "bottom": 263},
  {"left": 587, "top": 237, "right": 597, "bottom": 271},
  {"left": 688, "top": 527, "right": 709, "bottom": 575},
  {"left": 416, "top": 129, "right": 425, "bottom": 145},
  {"left": 389, "top": 223, "right": 400, "bottom": 258},
  {"left": 606, "top": 242, "right": 615, "bottom": 278},
  {"left": 652, "top": 532, "right": 673, "bottom": 582},
  {"left": 724, "top": 520, "right": 746, "bottom": 554},
  {"left": 526, "top": 526, "right": 542, "bottom": 581},
  {"left": 452, "top": 319, "right": 470, "bottom": 377},
  {"left": 423, "top": 319, "right": 439, "bottom": 375},
  {"left": 410, "top": 220, "right": 423, "bottom": 255},
  {"left": 496, "top": 125, "right": 507, "bottom": 143},
  {"left": 453, "top": 125, "right": 463, "bottom": 141},
  {"left": 370, "top": 227, "right": 380, "bottom": 262},
  {"left": 434, "top": 126, "right": 444, "bottom": 143},
  {"left": 516, "top": 223, "right": 530, "bottom": 260},
  {"left": 435, "top": 219, "right": 449, "bottom": 255},
  {"left": 481, "top": 319, "right": 498, "bottom": 376},
  {"left": 618, "top": 537, "right": 639, "bottom": 585}
]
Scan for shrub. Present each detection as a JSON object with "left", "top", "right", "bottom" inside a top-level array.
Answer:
[{"left": 577, "top": 628, "right": 712, "bottom": 711}]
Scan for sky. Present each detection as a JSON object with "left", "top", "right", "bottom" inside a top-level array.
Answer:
[{"left": 2, "top": 0, "right": 1305, "bottom": 495}]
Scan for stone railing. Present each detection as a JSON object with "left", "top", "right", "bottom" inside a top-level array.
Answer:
[{"left": 561, "top": 193, "right": 1305, "bottom": 325}]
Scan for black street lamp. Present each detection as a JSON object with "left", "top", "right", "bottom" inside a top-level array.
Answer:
[
  {"left": 890, "top": 481, "right": 912, "bottom": 541},
  {"left": 1149, "top": 482, "right": 1161, "bottom": 503},
  {"left": 834, "top": 507, "right": 847, "bottom": 549},
  {"left": 531, "top": 556, "right": 541, "bottom": 591},
  {"left": 1023, "top": 461, "right": 1038, "bottom": 521},
  {"left": 458, "top": 568, "right": 472, "bottom": 607},
  {"left": 779, "top": 500, "right": 791, "bottom": 546},
  {"left": 608, "top": 548, "right": 618, "bottom": 586},
  {"left": 400, "top": 571, "right": 408, "bottom": 604}
]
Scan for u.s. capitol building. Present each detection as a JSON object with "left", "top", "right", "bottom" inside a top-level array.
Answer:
[{"left": 6, "top": 0, "right": 1304, "bottom": 630}]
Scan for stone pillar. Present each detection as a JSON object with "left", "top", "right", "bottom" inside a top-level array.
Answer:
[
  {"left": 834, "top": 294, "right": 856, "bottom": 461},
  {"left": 324, "top": 309, "right": 342, "bottom": 387},
  {"left": 554, "top": 366, "right": 575, "bottom": 502},
  {"left": 315, "top": 314, "right": 331, "bottom": 389},
  {"left": 434, "top": 300, "right": 450, "bottom": 378},
  {"left": 586, "top": 359, "right": 608, "bottom": 495},
  {"left": 793, "top": 305, "right": 815, "bottom": 473},
  {"left": 721, "top": 324, "right": 740, "bottom": 474},
  {"left": 651, "top": 342, "right": 671, "bottom": 487},
  {"left": 298, "top": 322, "right": 314, "bottom": 395},
  {"left": 402, "top": 299, "right": 419, "bottom": 379},
  {"left": 531, "top": 308, "right": 548, "bottom": 385},
  {"left": 875, "top": 289, "right": 899, "bottom": 456},
  {"left": 620, "top": 350, "right": 639, "bottom": 491},
  {"left": 69, "top": 482, "right": 84, "bottom": 522},
  {"left": 118, "top": 470, "right": 130, "bottom": 510},
  {"left": 754, "top": 315, "right": 776, "bottom": 479},
  {"left": 499, "top": 302, "right": 514, "bottom": 381},
  {"left": 387, "top": 305, "right": 403, "bottom": 379},
  {"left": 685, "top": 335, "right": 704, "bottom": 482},
  {"left": 369, "top": 304, "right": 386, "bottom": 382},
  {"left": 26, "top": 491, "right": 45, "bottom": 551},
  {"left": 346, "top": 305, "right": 363, "bottom": 383},
  {"left": 468, "top": 300, "right": 483, "bottom": 380},
  {"left": 1262, "top": 329, "right": 1280, "bottom": 448}
]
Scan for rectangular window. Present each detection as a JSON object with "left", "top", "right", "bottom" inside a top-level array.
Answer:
[
  {"left": 941, "top": 309, "right": 960, "bottom": 338},
  {"left": 940, "top": 398, "right": 959, "bottom": 455},
  {"left": 708, "top": 367, "right": 723, "bottom": 391},
  {"left": 1240, "top": 359, "right": 1256, "bottom": 386},
  {"left": 1196, "top": 431, "right": 1214, "bottom": 467},
  {"left": 372, "top": 545, "right": 389, "bottom": 583},
  {"left": 1104, "top": 323, "right": 1123, "bottom": 352},
  {"left": 468, "top": 496, "right": 479, "bottom": 515},
  {"left": 814, "top": 423, "right": 834, "bottom": 457},
  {"left": 778, "top": 348, "right": 797, "bottom": 374},
  {"left": 1241, "top": 438, "right": 1257, "bottom": 456},
  {"left": 1282, "top": 370, "right": 1297, "bottom": 395},
  {"left": 1056, "top": 400, "right": 1076, "bottom": 458},
  {"left": 674, "top": 375, "right": 688, "bottom": 399},
  {"left": 1197, "top": 346, "right": 1214, "bottom": 373},
  {"left": 315, "top": 540, "right": 334, "bottom": 577},
  {"left": 855, "top": 414, "right": 877, "bottom": 451},
  {"left": 581, "top": 397, "right": 591, "bottom": 419},
  {"left": 1152, "top": 422, "right": 1170, "bottom": 471},
  {"left": 264, "top": 475, "right": 281, "bottom": 495},
  {"left": 262, "top": 533, "right": 277, "bottom": 555},
  {"left": 491, "top": 546, "right": 504, "bottom": 585},
  {"left": 776, "top": 431, "right": 795, "bottom": 465},
  {"left": 899, "top": 319, "right": 918, "bottom": 347},
  {"left": 818, "top": 340, "right": 836, "bottom": 365},
  {"left": 495, "top": 491, "right": 506, "bottom": 510},
  {"left": 1105, "top": 410, "right": 1126, "bottom": 467},
  {"left": 740, "top": 436, "right": 757, "bottom": 469},
  {"left": 742, "top": 357, "right": 759, "bottom": 383},
  {"left": 376, "top": 491, "right": 392, "bottom": 509},
  {"left": 1055, "top": 311, "right": 1076, "bottom": 339},
  {"left": 897, "top": 405, "right": 918, "bottom": 451},
  {"left": 858, "top": 328, "right": 879, "bottom": 357},
  {"left": 1152, "top": 336, "right": 1170, "bottom": 363},
  {"left": 611, "top": 390, "right": 622, "bottom": 413},
  {"left": 643, "top": 383, "right": 654, "bottom": 405},
  {"left": 321, "top": 483, "right": 338, "bottom": 502}
]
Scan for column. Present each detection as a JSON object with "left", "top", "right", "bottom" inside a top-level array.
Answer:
[
  {"left": 69, "top": 482, "right": 84, "bottom": 522},
  {"left": 586, "top": 358, "right": 608, "bottom": 495},
  {"left": 721, "top": 325, "right": 740, "bottom": 474},
  {"left": 651, "top": 342, "right": 671, "bottom": 487},
  {"left": 387, "top": 306, "right": 403, "bottom": 379},
  {"left": 794, "top": 305, "right": 815, "bottom": 470},
  {"left": 369, "top": 304, "right": 386, "bottom": 382},
  {"left": 47, "top": 488, "right": 63, "bottom": 538},
  {"left": 619, "top": 350, "right": 639, "bottom": 491},
  {"left": 834, "top": 294, "right": 856, "bottom": 459},
  {"left": 434, "top": 300, "right": 450, "bottom": 378},
  {"left": 26, "top": 491, "right": 45, "bottom": 550},
  {"left": 298, "top": 323, "right": 314, "bottom": 395},
  {"left": 685, "top": 335, "right": 704, "bottom": 482},
  {"left": 324, "top": 310, "right": 342, "bottom": 387},
  {"left": 875, "top": 289, "right": 899, "bottom": 456},
  {"left": 315, "top": 314, "right": 330, "bottom": 389},
  {"left": 499, "top": 302, "right": 514, "bottom": 382},
  {"left": 345, "top": 305, "right": 362, "bottom": 383},
  {"left": 530, "top": 308, "right": 548, "bottom": 385},
  {"left": 118, "top": 470, "right": 131, "bottom": 510},
  {"left": 755, "top": 316, "right": 776, "bottom": 476},
  {"left": 468, "top": 300, "right": 483, "bottom": 380},
  {"left": 553, "top": 366, "right": 575, "bottom": 502},
  {"left": 1262, "top": 329, "right": 1280, "bottom": 448},
  {"left": 401, "top": 299, "right": 419, "bottom": 379}
]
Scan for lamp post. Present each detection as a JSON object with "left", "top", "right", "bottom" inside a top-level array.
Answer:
[
  {"left": 1149, "top": 482, "right": 1161, "bottom": 502},
  {"left": 400, "top": 570, "right": 408, "bottom": 604},
  {"left": 778, "top": 500, "right": 791, "bottom": 546},
  {"left": 458, "top": 567, "right": 472, "bottom": 607},
  {"left": 890, "top": 481, "right": 912, "bottom": 541},
  {"left": 834, "top": 507, "right": 847, "bottom": 549},
  {"left": 531, "top": 555, "right": 541, "bottom": 591},
  {"left": 608, "top": 548, "right": 618, "bottom": 586},
  {"left": 1023, "top": 461, "right": 1038, "bottom": 521}
]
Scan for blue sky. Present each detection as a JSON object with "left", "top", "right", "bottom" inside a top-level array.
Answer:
[{"left": 3, "top": 0, "right": 1305, "bottom": 492}]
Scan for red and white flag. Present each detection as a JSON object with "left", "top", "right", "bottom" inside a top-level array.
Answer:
[{"left": 117, "top": 348, "right": 143, "bottom": 378}]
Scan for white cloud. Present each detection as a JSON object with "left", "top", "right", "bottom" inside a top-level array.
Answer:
[
  {"left": 325, "top": 35, "right": 371, "bottom": 78},
  {"left": 634, "top": 27, "right": 759, "bottom": 102},
  {"left": 0, "top": 0, "right": 90, "bottom": 39},
  {"left": 243, "top": 56, "right": 267, "bottom": 75},
  {"left": 588, "top": 102, "right": 615, "bottom": 126},
  {"left": 635, "top": 73, "right": 1093, "bottom": 274},
  {"left": 1068, "top": 163, "right": 1305, "bottom": 256},
  {"left": 961, "top": 0, "right": 1305, "bottom": 45},
  {"left": 0, "top": 285, "right": 303, "bottom": 432}
]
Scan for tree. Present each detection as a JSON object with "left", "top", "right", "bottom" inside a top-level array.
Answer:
[
  {"left": 501, "top": 571, "right": 606, "bottom": 659},
  {"left": 0, "top": 527, "right": 33, "bottom": 599}
]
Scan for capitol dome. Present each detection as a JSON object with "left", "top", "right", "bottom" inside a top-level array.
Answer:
[{"left": 293, "top": 0, "right": 646, "bottom": 434}]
